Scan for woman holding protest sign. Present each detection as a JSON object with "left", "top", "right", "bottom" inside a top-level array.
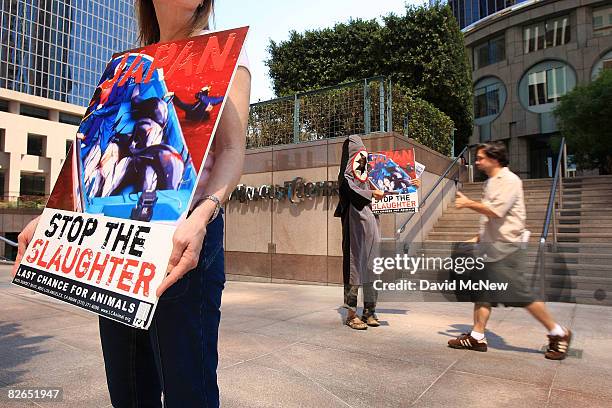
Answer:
[{"left": 12, "top": 0, "right": 250, "bottom": 406}]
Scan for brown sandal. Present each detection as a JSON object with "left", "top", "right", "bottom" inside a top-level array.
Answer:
[{"left": 346, "top": 316, "right": 368, "bottom": 330}]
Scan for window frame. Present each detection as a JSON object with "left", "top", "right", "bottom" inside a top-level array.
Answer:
[
  {"left": 593, "top": 5, "right": 612, "bottom": 37},
  {"left": 524, "top": 15, "right": 571, "bottom": 54},
  {"left": 19, "top": 173, "right": 46, "bottom": 197},
  {"left": 26, "top": 133, "right": 46, "bottom": 156},
  {"left": 474, "top": 85, "right": 501, "bottom": 119},
  {"left": 473, "top": 34, "right": 506, "bottom": 70}
]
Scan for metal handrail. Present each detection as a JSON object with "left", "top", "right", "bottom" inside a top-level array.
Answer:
[
  {"left": 539, "top": 137, "right": 566, "bottom": 244},
  {"left": 1, "top": 236, "right": 18, "bottom": 248},
  {"left": 396, "top": 145, "right": 469, "bottom": 235},
  {"left": 535, "top": 137, "right": 565, "bottom": 300}
]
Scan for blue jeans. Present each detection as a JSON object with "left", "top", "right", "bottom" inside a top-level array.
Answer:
[{"left": 99, "top": 215, "right": 225, "bottom": 407}]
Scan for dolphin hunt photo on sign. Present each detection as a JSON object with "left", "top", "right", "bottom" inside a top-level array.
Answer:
[
  {"left": 12, "top": 27, "right": 249, "bottom": 329},
  {"left": 368, "top": 148, "right": 422, "bottom": 214}
]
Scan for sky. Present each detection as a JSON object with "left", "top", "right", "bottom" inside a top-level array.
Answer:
[{"left": 214, "top": 0, "right": 423, "bottom": 103}]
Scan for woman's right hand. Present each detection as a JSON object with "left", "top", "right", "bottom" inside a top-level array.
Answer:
[
  {"left": 372, "top": 190, "right": 385, "bottom": 200},
  {"left": 12, "top": 216, "right": 40, "bottom": 277}
]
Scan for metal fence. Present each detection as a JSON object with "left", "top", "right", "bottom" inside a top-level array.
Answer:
[{"left": 247, "top": 76, "right": 392, "bottom": 149}]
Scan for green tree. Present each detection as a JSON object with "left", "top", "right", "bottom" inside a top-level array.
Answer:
[
  {"left": 266, "top": 2, "right": 472, "bottom": 153},
  {"left": 554, "top": 69, "right": 612, "bottom": 174},
  {"left": 391, "top": 86, "right": 454, "bottom": 156}
]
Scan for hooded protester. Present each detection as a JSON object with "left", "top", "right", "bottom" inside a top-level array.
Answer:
[{"left": 334, "top": 135, "right": 384, "bottom": 329}]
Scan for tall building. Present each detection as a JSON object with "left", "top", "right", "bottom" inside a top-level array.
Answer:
[
  {"left": 449, "top": 0, "right": 528, "bottom": 29},
  {"left": 0, "top": 0, "right": 136, "bottom": 258},
  {"left": 462, "top": 0, "right": 612, "bottom": 178},
  {"left": 1, "top": 0, "right": 136, "bottom": 106}
]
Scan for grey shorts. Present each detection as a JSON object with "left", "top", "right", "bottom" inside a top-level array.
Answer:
[{"left": 470, "top": 249, "right": 535, "bottom": 307}]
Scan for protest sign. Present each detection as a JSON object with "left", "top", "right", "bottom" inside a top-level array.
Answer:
[
  {"left": 13, "top": 27, "right": 249, "bottom": 329},
  {"left": 368, "top": 148, "right": 421, "bottom": 214}
]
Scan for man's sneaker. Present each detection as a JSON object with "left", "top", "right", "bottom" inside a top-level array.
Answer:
[
  {"left": 545, "top": 328, "right": 572, "bottom": 360},
  {"left": 448, "top": 333, "right": 488, "bottom": 352}
]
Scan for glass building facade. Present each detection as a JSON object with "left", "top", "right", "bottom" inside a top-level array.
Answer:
[
  {"left": 0, "top": 0, "right": 136, "bottom": 107},
  {"left": 449, "top": 0, "right": 528, "bottom": 29}
]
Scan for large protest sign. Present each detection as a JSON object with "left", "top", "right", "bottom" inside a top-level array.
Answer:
[
  {"left": 368, "top": 148, "right": 421, "bottom": 214},
  {"left": 13, "top": 27, "right": 249, "bottom": 329}
]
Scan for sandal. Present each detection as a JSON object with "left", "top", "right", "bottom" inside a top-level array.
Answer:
[
  {"left": 346, "top": 316, "right": 368, "bottom": 330},
  {"left": 362, "top": 314, "right": 380, "bottom": 327}
]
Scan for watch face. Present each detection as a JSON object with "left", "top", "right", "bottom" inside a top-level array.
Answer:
[{"left": 352, "top": 149, "right": 368, "bottom": 182}]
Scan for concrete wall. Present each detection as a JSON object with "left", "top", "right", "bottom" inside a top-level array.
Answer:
[{"left": 224, "top": 132, "right": 465, "bottom": 285}]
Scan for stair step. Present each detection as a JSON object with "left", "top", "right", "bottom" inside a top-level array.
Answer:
[
  {"left": 560, "top": 174, "right": 612, "bottom": 180},
  {"left": 419, "top": 241, "right": 612, "bottom": 253},
  {"left": 426, "top": 232, "right": 544, "bottom": 242},
  {"left": 557, "top": 232, "right": 612, "bottom": 238},
  {"left": 560, "top": 190, "right": 612, "bottom": 198},
  {"left": 543, "top": 289, "right": 611, "bottom": 305},
  {"left": 563, "top": 179, "right": 612, "bottom": 185},
  {"left": 530, "top": 262, "right": 612, "bottom": 274},
  {"left": 524, "top": 275, "right": 612, "bottom": 291},
  {"left": 554, "top": 243, "right": 612, "bottom": 253},
  {"left": 442, "top": 209, "right": 548, "bottom": 215},
  {"left": 432, "top": 226, "right": 544, "bottom": 233},
  {"left": 562, "top": 197, "right": 612, "bottom": 204},
  {"left": 559, "top": 217, "right": 612, "bottom": 223},
  {"left": 557, "top": 226, "right": 612, "bottom": 233},
  {"left": 559, "top": 209, "right": 612, "bottom": 216},
  {"left": 560, "top": 204, "right": 612, "bottom": 210}
]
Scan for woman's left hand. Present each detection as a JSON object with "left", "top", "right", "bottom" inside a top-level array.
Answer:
[
  {"left": 411, "top": 178, "right": 421, "bottom": 189},
  {"left": 156, "top": 203, "right": 213, "bottom": 297}
]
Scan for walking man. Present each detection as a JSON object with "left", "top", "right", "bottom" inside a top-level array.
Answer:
[{"left": 447, "top": 142, "right": 572, "bottom": 360}]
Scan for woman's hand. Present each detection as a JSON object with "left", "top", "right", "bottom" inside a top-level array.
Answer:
[
  {"left": 12, "top": 216, "right": 40, "bottom": 277},
  {"left": 156, "top": 201, "right": 215, "bottom": 297},
  {"left": 410, "top": 178, "right": 421, "bottom": 189},
  {"left": 372, "top": 190, "right": 385, "bottom": 200}
]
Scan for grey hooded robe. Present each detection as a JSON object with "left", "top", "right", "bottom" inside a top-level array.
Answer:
[{"left": 334, "top": 135, "right": 380, "bottom": 286}]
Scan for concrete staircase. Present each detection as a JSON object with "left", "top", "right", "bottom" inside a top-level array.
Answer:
[{"left": 423, "top": 175, "right": 612, "bottom": 305}]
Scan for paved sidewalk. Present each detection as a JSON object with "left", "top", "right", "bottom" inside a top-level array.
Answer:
[{"left": 1, "top": 265, "right": 611, "bottom": 408}]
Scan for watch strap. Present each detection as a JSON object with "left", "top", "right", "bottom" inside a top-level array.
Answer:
[{"left": 196, "top": 194, "right": 221, "bottom": 223}]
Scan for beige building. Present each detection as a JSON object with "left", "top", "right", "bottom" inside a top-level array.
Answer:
[
  {"left": 0, "top": 89, "right": 84, "bottom": 257},
  {"left": 464, "top": 0, "right": 612, "bottom": 178}
]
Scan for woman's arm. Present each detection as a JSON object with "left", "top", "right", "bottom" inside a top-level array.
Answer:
[
  {"left": 156, "top": 67, "right": 251, "bottom": 297},
  {"left": 197, "top": 67, "right": 251, "bottom": 204}
]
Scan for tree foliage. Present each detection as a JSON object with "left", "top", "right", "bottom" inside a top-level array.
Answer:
[
  {"left": 554, "top": 69, "right": 612, "bottom": 174},
  {"left": 392, "top": 86, "right": 454, "bottom": 156},
  {"left": 266, "top": 2, "right": 472, "bottom": 153}
]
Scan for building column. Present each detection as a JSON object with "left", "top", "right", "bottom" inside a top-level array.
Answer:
[
  {"left": 8, "top": 100, "right": 19, "bottom": 114},
  {"left": 510, "top": 137, "right": 530, "bottom": 179},
  {"left": 46, "top": 157, "right": 62, "bottom": 196},
  {"left": 48, "top": 109, "right": 59, "bottom": 122},
  {"left": 5, "top": 127, "right": 27, "bottom": 201},
  {"left": 6, "top": 152, "right": 21, "bottom": 201}
]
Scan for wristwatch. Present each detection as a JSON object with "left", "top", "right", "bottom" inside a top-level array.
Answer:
[{"left": 195, "top": 194, "right": 222, "bottom": 223}]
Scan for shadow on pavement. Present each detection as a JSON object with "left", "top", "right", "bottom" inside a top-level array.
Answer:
[{"left": 0, "top": 321, "right": 52, "bottom": 385}]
